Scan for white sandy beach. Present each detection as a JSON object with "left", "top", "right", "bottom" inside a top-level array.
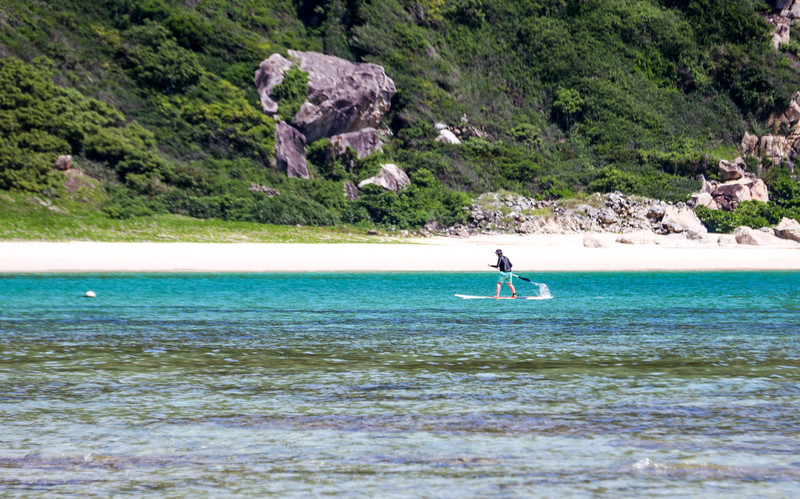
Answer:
[{"left": 1, "top": 233, "right": 799, "bottom": 272}]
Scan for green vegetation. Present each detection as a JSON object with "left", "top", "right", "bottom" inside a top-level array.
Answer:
[
  {"left": 0, "top": 191, "right": 391, "bottom": 243},
  {"left": 1, "top": 0, "right": 799, "bottom": 237}
]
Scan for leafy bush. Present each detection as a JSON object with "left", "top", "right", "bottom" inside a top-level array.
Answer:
[
  {"left": 120, "top": 20, "right": 204, "bottom": 93},
  {"left": 272, "top": 66, "right": 309, "bottom": 122}
]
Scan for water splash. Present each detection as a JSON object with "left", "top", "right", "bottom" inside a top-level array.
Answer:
[{"left": 533, "top": 282, "right": 552, "bottom": 298}]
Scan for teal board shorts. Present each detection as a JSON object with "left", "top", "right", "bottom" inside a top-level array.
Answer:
[{"left": 497, "top": 271, "right": 513, "bottom": 284}]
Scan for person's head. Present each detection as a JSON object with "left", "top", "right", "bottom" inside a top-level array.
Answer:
[{"left": 495, "top": 249, "right": 503, "bottom": 256}]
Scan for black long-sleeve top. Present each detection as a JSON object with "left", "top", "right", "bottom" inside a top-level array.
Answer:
[{"left": 491, "top": 255, "right": 512, "bottom": 272}]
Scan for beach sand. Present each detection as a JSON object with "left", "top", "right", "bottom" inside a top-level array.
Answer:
[{"left": 1, "top": 233, "right": 799, "bottom": 272}]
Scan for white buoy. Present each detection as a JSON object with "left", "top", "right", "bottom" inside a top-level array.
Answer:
[{"left": 85, "top": 291, "right": 96, "bottom": 298}]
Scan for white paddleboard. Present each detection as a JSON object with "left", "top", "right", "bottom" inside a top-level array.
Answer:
[{"left": 454, "top": 294, "right": 552, "bottom": 300}]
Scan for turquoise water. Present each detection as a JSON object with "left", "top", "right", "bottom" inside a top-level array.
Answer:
[{"left": 1, "top": 272, "right": 799, "bottom": 497}]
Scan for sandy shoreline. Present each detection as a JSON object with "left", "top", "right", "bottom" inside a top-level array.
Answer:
[{"left": 1, "top": 233, "right": 799, "bottom": 272}]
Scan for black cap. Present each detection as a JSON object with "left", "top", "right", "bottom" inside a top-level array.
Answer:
[{"left": 495, "top": 249, "right": 502, "bottom": 255}]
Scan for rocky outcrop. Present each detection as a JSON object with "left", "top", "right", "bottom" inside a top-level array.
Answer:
[
  {"left": 358, "top": 164, "right": 411, "bottom": 191},
  {"left": 255, "top": 50, "right": 396, "bottom": 189},
  {"left": 434, "top": 117, "right": 486, "bottom": 144},
  {"left": 443, "top": 191, "right": 702, "bottom": 237},
  {"left": 257, "top": 50, "right": 397, "bottom": 143},
  {"left": 689, "top": 158, "right": 768, "bottom": 211},
  {"left": 330, "top": 128, "right": 382, "bottom": 159},
  {"left": 774, "top": 216, "right": 800, "bottom": 242},
  {"left": 275, "top": 121, "right": 309, "bottom": 179},
  {"left": 778, "top": 1, "right": 800, "bottom": 19}
]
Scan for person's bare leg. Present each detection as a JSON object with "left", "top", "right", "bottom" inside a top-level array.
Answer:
[
  {"left": 509, "top": 282, "right": 516, "bottom": 298},
  {"left": 495, "top": 282, "right": 501, "bottom": 298}
]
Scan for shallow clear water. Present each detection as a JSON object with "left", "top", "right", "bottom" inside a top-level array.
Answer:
[{"left": 1, "top": 272, "right": 799, "bottom": 497}]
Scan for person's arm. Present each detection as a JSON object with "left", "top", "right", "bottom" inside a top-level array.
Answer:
[{"left": 489, "top": 257, "right": 499, "bottom": 268}]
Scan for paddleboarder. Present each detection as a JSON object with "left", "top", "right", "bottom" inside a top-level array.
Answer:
[{"left": 489, "top": 248, "right": 516, "bottom": 298}]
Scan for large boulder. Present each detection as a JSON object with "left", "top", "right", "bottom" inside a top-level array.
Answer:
[
  {"left": 329, "top": 128, "right": 382, "bottom": 159},
  {"left": 734, "top": 226, "right": 787, "bottom": 246},
  {"left": 54, "top": 155, "right": 72, "bottom": 171},
  {"left": 661, "top": 205, "right": 708, "bottom": 240},
  {"left": 718, "top": 158, "right": 745, "bottom": 181},
  {"left": 358, "top": 163, "right": 410, "bottom": 191},
  {"left": 275, "top": 121, "right": 309, "bottom": 179},
  {"left": 280, "top": 50, "right": 396, "bottom": 143},
  {"left": 773, "top": 217, "right": 800, "bottom": 243},
  {"left": 711, "top": 176, "right": 769, "bottom": 211},
  {"left": 435, "top": 129, "right": 461, "bottom": 144}
]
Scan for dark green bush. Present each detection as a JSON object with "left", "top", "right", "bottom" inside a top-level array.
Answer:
[
  {"left": 272, "top": 66, "right": 309, "bottom": 122},
  {"left": 120, "top": 20, "right": 204, "bottom": 93}
]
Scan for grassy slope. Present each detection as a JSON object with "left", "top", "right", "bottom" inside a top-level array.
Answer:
[{"left": 0, "top": 191, "right": 389, "bottom": 243}]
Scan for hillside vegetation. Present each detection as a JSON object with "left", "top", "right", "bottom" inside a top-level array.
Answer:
[{"left": 1, "top": 0, "right": 799, "bottom": 233}]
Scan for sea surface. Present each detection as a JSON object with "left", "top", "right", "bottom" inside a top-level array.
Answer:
[{"left": 1, "top": 271, "right": 799, "bottom": 497}]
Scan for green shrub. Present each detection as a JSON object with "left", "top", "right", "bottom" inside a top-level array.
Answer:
[
  {"left": 272, "top": 66, "right": 309, "bottom": 122},
  {"left": 120, "top": 20, "right": 204, "bottom": 93}
]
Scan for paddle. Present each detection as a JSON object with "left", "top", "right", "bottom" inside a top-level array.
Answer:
[{"left": 512, "top": 273, "right": 532, "bottom": 283}]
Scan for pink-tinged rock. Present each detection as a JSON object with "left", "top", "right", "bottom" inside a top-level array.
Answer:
[
  {"left": 734, "top": 226, "right": 788, "bottom": 246},
  {"left": 718, "top": 159, "right": 744, "bottom": 181},
  {"left": 741, "top": 132, "right": 759, "bottom": 156},
  {"left": 759, "top": 135, "right": 790, "bottom": 164},
  {"left": 773, "top": 217, "right": 800, "bottom": 243}
]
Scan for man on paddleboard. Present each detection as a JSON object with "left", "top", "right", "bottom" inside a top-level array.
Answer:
[{"left": 489, "top": 249, "right": 516, "bottom": 298}]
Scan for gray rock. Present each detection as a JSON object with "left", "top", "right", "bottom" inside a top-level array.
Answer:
[
  {"left": 286, "top": 50, "right": 396, "bottom": 143},
  {"left": 358, "top": 164, "right": 410, "bottom": 191},
  {"left": 344, "top": 181, "right": 359, "bottom": 201},
  {"left": 583, "top": 235, "right": 605, "bottom": 248},
  {"left": 330, "top": 128, "right": 382, "bottom": 159},
  {"left": 275, "top": 121, "right": 309, "bottom": 179},
  {"left": 54, "top": 155, "right": 72, "bottom": 171}
]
